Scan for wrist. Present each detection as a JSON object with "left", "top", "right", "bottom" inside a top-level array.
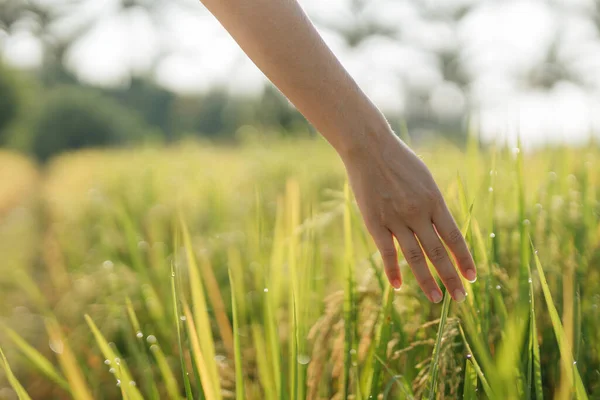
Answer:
[{"left": 335, "top": 114, "right": 396, "bottom": 164}]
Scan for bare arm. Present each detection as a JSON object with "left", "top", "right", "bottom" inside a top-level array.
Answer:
[{"left": 199, "top": 0, "right": 476, "bottom": 302}]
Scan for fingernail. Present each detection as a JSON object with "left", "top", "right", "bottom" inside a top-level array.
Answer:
[
  {"left": 453, "top": 289, "right": 466, "bottom": 303},
  {"left": 392, "top": 279, "right": 402, "bottom": 290},
  {"left": 465, "top": 269, "right": 477, "bottom": 283},
  {"left": 430, "top": 290, "right": 443, "bottom": 303}
]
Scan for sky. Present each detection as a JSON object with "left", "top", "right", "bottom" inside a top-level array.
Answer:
[{"left": 2, "top": 0, "right": 600, "bottom": 147}]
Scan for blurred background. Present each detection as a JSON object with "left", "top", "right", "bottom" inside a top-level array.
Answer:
[{"left": 1, "top": 0, "right": 600, "bottom": 159}]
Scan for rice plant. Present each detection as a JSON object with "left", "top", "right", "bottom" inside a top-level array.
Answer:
[{"left": 0, "top": 137, "right": 598, "bottom": 399}]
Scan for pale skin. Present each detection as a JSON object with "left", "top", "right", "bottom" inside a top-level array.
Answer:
[{"left": 199, "top": 0, "right": 477, "bottom": 303}]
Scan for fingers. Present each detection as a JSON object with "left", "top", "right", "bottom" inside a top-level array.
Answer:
[
  {"left": 392, "top": 226, "right": 443, "bottom": 303},
  {"left": 368, "top": 224, "right": 402, "bottom": 289},
  {"left": 433, "top": 205, "right": 477, "bottom": 282},
  {"left": 414, "top": 223, "right": 466, "bottom": 303}
]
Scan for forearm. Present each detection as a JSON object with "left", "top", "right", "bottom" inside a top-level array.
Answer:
[{"left": 198, "top": 0, "right": 392, "bottom": 157}]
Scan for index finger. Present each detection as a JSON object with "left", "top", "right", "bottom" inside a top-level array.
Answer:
[{"left": 432, "top": 204, "right": 477, "bottom": 282}]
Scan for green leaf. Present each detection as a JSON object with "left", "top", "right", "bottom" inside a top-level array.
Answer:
[{"left": 531, "top": 241, "right": 588, "bottom": 400}]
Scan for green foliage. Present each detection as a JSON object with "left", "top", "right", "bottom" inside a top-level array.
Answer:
[
  {"left": 31, "top": 86, "right": 150, "bottom": 161},
  {"left": 173, "top": 87, "right": 309, "bottom": 139},
  {"left": 109, "top": 78, "right": 177, "bottom": 140},
  {"left": 0, "top": 64, "right": 21, "bottom": 144}
]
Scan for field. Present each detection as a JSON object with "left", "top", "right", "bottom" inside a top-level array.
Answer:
[{"left": 0, "top": 136, "right": 598, "bottom": 399}]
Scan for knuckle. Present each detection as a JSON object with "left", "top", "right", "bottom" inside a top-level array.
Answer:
[
  {"left": 406, "top": 248, "right": 424, "bottom": 264},
  {"left": 447, "top": 229, "right": 463, "bottom": 245},
  {"left": 457, "top": 254, "right": 474, "bottom": 268},
  {"left": 380, "top": 247, "right": 396, "bottom": 258},
  {"left": 418, "top": 276, "right": 438, "bottom": 289},
  {"left": 429, "top": 246, "right": 447, "bottom": 262},
  {"left": 426, "top": 190, "right": 443, "bottom": 207},
  {"left": 401, "top": 201, "right": 421, "bottom": 218},
  {"left": 363, "top": 214, "right": 382, "bottom": 231},
  {"left": 441, "top": 274, "right": 461, "bottom": 288}
]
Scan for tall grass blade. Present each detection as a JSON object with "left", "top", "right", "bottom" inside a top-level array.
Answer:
[
  {"left": 170, "top": 262, "right": 194, "bottom": 400},
  {"left": 427, "top": 292, "right": 451, "bottom": 400},
  {"left": 83, "top": 315, "right": 142, "bottom": 400},
  {"left": 2, "top": 326, "right": 69, "bottom": 391},
  {"left": 199, "top": 253, "right": 234, "bottom": 357},
  {"left": 373, "top": 354, "right": 414, "bottom": 399},
  {"left": 124, "top": 298, "right": 161, "bottom": 399},
  {"left": 0, "top": 345, "right": 32, "bottom": 400},
  {"left": 462, "top": 358, "right": 478, "bottom": 400},
  {"left": 251, "top": 323, "right": 276, "bottom": 400},
  {"left": 458, "top": 324, "right": 494, "bottom": 399},
  {"left": 531, "top": 242, "right": 588, "bottom": 400},
  {"left": 179, "top": 213, "right": 222, "bottom": 395},
  {"left": 228, "top": 269, "right": 245, "bottom": 400},
  {"left": 149, "top": 341, "right": 180, "bottom": 400},
  {"left": 367, "top": 285, "right": 394, "bottom": 397},
  {"left": 46, "top": 319, "right": 95, "bottom": 400},
  {"left": 529, "top": 268, "right": 543, "bottom": 400},
  {"left": 286, "top": 180, "right": 301, "bottom": 400},
  {"left": 342, "top": 182, "right": 357, "bottom": 399},
  {"left": 183, "top": 303, "right": 220, "bottom": 400}
]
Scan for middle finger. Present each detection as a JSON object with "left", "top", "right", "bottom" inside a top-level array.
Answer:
[{"left": 414, "top": 222, "right": 466, "bottom": 302}]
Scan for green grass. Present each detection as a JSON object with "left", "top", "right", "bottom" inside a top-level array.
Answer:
[{"left": 0, "top": 138, "right": 598, "bottom": 399}]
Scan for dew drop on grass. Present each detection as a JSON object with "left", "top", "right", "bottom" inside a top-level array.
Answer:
[
  {"left": 297, "top": 354, "right": 311, "bottom": 365},
  {"left": 488, "top": 187, "right": 494, "bottom": 192},
  {"left": 136, "top": 331, "right": 143, "bottom": 339},
  {"left": 114, "top": 357, "right": 120, "bottom": 365},
  {"left": 573, "top": 361, "right": 577, "bottom": 365},
  {"left": 466, "top": 354, "right": 472, "bottom": 359},
  {"left": 171, "top": 271, "right": 175, "bottom": 277},
  {"left": 49, "top": 339, "right": 64, "bottom": 354},
  {"left": 103, "top": 260, "right": 114, "bottom": 270},
  {"left": 129, "top": 381, "right": 136, "bottom": 387},
  {"left": 109, "top": 368, "right": 116, "bottom": 374},
  {"left": 146, "top": 335, "right": 157, "bottom": 344},
  {"left": 263, "top": 288, "right": 269, "bottom": 293},
  {"left": 215, "top": 355, "right": 226, "bottom": 362},
  {"left": 349, "top": 349, "right": 357, "bottom": 355},
  {"left": 528, "top": 278, "right": 533, "bottom": 283},
  {"left": 523, "top": 219, "right": 530, "bottom": 226},
  {"left": 496, "top": 285, "right": 501, "bottom": 290},
  {"left": 104, "top": 359, "right": 111, "bottom": 365},
  {"left": 490, "top": 233, "right": 496, "bottom": 238},
  {"left": 180, "top": 316, "right": 187, "bottom": 322},
  {"left": 116, "top": 380, "right": 121, "bottom": 387}
]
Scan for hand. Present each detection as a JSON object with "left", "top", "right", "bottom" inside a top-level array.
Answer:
[{"left": 341, "top": 128, "right": 477, "bottom": 303}]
